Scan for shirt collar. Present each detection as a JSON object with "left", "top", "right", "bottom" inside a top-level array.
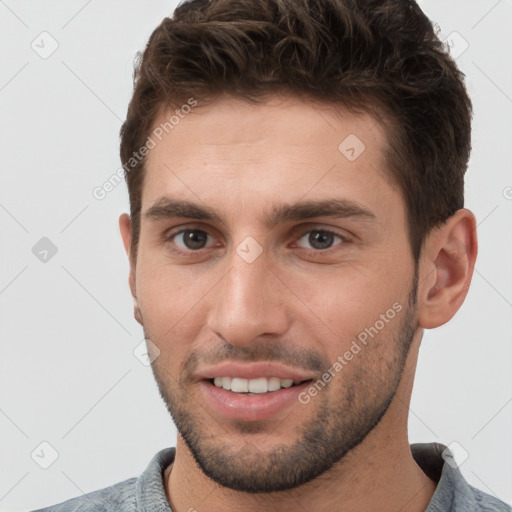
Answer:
[
  {"left": 136, "top": 443, "right": 479, "bottom": 511},
  {"left": 411, "top": 442, "right": 479, "bottom": 511}
]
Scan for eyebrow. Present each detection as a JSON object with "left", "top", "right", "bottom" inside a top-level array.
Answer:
[{"left": 143, "top": 197, "right": 377, "bottom": 228}]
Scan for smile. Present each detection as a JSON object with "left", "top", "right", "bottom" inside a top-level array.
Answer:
[{"left": 211, "top": 376, "right": 305, "bottom": 394}]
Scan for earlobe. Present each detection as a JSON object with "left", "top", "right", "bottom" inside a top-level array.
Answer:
[
  {"left": 134, "top": 304, "right": 143, "bottom": 325},
  {"left": 417, "top": 209, "right": 478, "bottom": 329}
]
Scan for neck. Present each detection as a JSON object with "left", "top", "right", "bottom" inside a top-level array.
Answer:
[{"left": 165, "top": 331, "right": 437, "bottom": 512}]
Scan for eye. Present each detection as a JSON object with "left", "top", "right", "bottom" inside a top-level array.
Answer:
[
  {"left": 162, "top": 225, "right": 349, "bottom": 259},
  {"left": 295, "top": 229, "right": 347, "bottom": 252},
  {"left": 167, "top": 228, "right": 217, "bottom": 253}
]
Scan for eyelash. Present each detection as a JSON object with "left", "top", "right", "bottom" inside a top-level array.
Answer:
[{"left": 162, "top": 225, "right": 350, "bottom": 258}]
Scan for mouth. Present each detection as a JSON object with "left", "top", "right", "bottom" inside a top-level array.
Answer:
[
  {"left": 200, "top": 376, "right": 314, "bottom": 422},
  {"left": 196, "top": 362, "right": 317, "bottom": 421},
  {"left": 208, "top": 376, "right": 311, "bottom": 395}
]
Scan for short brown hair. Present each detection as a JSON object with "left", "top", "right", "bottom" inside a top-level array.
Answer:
[{"left": 120, "top": 0, "right": 472, "bottom": 262}]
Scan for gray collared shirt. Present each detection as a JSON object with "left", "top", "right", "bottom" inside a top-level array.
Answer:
[{"left": 32, "top": 443, "right": 510, "bottom": 511}]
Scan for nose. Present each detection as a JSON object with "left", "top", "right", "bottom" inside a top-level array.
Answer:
[{"left": 206, "top": 248, "right": 290, "bottom": 346}]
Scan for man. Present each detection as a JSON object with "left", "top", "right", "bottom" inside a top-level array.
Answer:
[{"left": 34, "top": 0, "right": 510, "bottom": 510}]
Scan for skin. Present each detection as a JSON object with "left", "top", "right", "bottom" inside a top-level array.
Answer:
[{"left": 119, "top": 94, "right": 477, "bottom": 511}]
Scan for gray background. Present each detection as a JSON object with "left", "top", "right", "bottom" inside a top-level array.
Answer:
[{"left": 0, "top": 1, "right": 511, "bottom": 510}]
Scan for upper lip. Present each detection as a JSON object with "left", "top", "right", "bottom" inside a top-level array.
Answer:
[{"left": 195, "top": 362, "right": 316, "bottom": 382}]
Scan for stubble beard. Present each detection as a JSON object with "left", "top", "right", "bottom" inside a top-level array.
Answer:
[{"left": 148, "top": 272, "right": 418, "bottom": 493}]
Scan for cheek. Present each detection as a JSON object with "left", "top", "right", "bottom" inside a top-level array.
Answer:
[
  {"left": 136, "top": 253, "right": 190, "bottom": 314},
  {"left": 135, "top": 261, "right": 212, "bottom": 347},
  {"left": 295, "top": 268, "right": 400, "bottom": 328},
  {"left": 288, "top": 264, "right": 410, "bottom": 368}
]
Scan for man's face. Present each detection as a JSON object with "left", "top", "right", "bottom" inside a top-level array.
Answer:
[{"left": 124, "top": 95, "right": 419, "bottom": 492}]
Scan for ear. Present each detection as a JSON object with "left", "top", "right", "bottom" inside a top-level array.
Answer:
[
  {"left": 119, "top": 213, "right": 143, "bottom": 325},
  {"left": 417, "top": 208, "right": 478, "bottom": 329}
]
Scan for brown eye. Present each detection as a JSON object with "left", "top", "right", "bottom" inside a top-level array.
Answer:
[
  {"left": 296, "top": 229, "right": 345, "bottom": 251},
  {"left": 172, "top": 229, "right": 212, "bottom": 251}
]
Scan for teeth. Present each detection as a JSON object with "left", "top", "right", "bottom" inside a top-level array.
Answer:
[
  {"left": 212, "top": 377, "right": 301, "bottom": 393},
  {"left": 248, "top": 377, "right": 267, "bottom": 393},
  {"left": 231, "top": 378, "right": 249, "bottom": 393},
  {"left": 267, "top": 377, "right": 281, "bottom": 391}
]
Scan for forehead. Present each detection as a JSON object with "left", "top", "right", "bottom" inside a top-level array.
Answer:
[
  {"left": 141, "top": 94, "right": 400, "bottom": 224},
  {"left": 148, "top": 94, "right": 388, "bottom": 157}
]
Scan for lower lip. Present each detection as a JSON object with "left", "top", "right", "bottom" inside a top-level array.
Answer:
[{"left": 200, "top": 380, "right": 311, "bottom": 422}]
